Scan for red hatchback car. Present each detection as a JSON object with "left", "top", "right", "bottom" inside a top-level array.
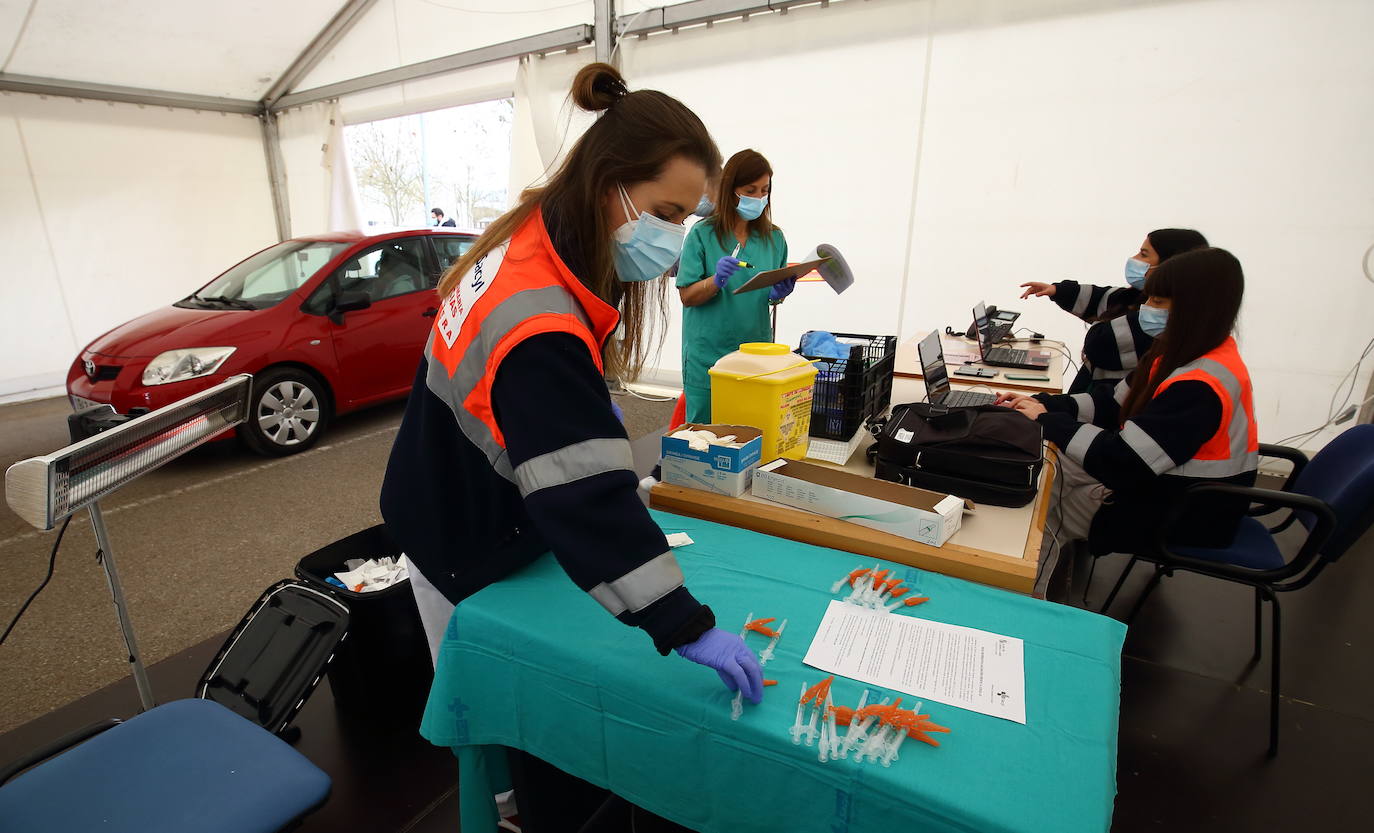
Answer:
[{"left": 67, "top": 229, "right": 478, "bottom": 455}]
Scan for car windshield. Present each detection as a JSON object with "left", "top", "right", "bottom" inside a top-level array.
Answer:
[{"left": 183, "top": 241, "right": 349, "bottom": 310}]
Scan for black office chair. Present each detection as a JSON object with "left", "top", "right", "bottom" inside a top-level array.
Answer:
[{"left": 1098, "top": 425, "right": 1374, "bottom": 755}]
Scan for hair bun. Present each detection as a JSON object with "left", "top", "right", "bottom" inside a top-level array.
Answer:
[{"left": 571, "top": 62, "right": 629, "bottom": 112}]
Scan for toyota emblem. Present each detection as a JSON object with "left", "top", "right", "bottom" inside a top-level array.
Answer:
[{"left": 84, "top": 359, "right": 96, "bottom": 378}]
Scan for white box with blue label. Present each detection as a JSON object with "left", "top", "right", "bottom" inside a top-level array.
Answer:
[
  {"left": 751, "top": 459, "right": 970, "bottom": 547},
  {"left": 660, "top": 424, "right": 764, "bottom": 498}
]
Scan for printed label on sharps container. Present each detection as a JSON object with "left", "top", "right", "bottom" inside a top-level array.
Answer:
[{"left": 779, "top": 385, "right": 814, "bottom": 452}]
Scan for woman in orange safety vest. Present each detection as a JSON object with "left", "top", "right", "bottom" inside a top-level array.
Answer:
[{"left": 999, "top": 247, "right": 1258, "bottom": 560}]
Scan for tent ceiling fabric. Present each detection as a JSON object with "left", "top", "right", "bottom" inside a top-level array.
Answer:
[
  {"left": 290, "top": 0, "right": 595, "bottom": 93},
  {"left": 0, "top": 0, "right": 345, "bottom": 100}
]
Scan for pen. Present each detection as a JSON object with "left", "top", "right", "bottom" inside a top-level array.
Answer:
[{"left": 729, "top": 243, "right": 750, "bottom": 268}]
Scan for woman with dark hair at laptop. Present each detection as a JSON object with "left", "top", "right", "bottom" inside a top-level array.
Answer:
[
  {"left": 1019, "top": 228, "right": 1208, "bottom": 395},
  {"left": 998, "top": 247, "right": 1257, "bottom": 562}
]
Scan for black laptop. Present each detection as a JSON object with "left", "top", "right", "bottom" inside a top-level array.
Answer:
[
  {"left": 972, "top": 301, "right": 1051, "bottom": 370},
  {"left": 918, "top": 331, "right": 997, "bottom": 408}
]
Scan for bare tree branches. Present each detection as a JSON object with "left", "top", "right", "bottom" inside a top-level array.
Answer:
[{"left": 348, "top": 121, "right": 423, "bottom": 225}]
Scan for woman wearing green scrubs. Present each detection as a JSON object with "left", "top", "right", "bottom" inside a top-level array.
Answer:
[{"left": 677, "top": 148, "right": 794, "bottom": 423}]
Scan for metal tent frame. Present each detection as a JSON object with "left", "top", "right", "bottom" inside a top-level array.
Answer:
[{"left": 0, "top": 1, "right": 847, "bottom": 241}]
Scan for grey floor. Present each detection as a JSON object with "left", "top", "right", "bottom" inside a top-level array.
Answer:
[{"left": 0, "top": 391, "right": 671, "bottom": 735}]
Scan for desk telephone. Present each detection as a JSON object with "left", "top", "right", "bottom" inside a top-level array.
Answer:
[{"left": 964, "top": 305, "right": 1021, "bottom": 342}]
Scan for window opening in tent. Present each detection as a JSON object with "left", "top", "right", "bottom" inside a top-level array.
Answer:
[{"left": 345, "top": 98, "right": 514, "bottom": 231}]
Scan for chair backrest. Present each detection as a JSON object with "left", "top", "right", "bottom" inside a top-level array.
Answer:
[{"left": 1293, "top": 424, "right": 1374, "bottom": 560}]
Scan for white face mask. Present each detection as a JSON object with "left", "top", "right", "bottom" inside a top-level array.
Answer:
[{"left": 611, "top": 184, "right": 687, "bottom": 282}]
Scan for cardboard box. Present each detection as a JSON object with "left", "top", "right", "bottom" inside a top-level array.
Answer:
[
  {"left": 660, "top": 424, "right": 763, "bottom": 498},
  {"left": 752, "top": 459, "right": 970, "bottom": 547}
]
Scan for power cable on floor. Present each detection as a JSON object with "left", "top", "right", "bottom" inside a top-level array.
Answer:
[{"left": 0, "top": 515, "right": 73, "bottom": 647}]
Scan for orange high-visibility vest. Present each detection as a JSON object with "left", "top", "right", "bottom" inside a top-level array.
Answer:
[
  {"left": 1150, "top": 336, "right": 1258, "bottom": 478},
  {"left": 424, "top": 209, "right": 620, "bottom": 477}
]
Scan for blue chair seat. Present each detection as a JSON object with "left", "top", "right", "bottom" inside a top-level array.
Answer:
[
  {"left": 0, "top": 699, "right": 330, "bottom": 833},
  {"left": 1172, "top": 516, "right": 1285, "bottom": 570}
]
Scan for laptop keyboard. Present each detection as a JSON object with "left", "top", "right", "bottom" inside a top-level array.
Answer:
[
  {"left": 987, "top": 347, "right": 1030, "bottom": 364},
  {"left": 942, "top": 389, "right": 997, "bottom": 408}
]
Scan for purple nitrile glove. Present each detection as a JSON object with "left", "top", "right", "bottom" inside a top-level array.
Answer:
[
  {"left": 713, "top": 256, "right": 741, "bottom": 290},
  {"left": 611, "top": 401, "right": 624, "bottom": 423},
  {"left": 675, "top": 627, "right": 764, "bottom": 704},
  {"left": 769, "top": 275, "right": 797, "bottom": 302}
]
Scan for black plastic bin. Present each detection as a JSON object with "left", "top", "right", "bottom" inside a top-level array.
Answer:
[
  {"left": 799, "top": 332, "right": 897, "bottom": 440},
  {"left": 295, "top": 524, "right": 433, "bottom": 719}
]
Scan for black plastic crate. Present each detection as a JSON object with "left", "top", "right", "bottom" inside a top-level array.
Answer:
[
  {"left": 799, "top": 332, "right": 897, "bottom": 440},
  {"left": 294, "top": 525, "right": 433, "bottom": 720}
]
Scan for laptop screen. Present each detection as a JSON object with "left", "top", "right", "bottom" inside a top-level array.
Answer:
[
  {"left": 917, "top": 331, "right": 951, "bottom": 402},
  {"left": 972, "top": 301, "right": 995, "bottom": 357}
]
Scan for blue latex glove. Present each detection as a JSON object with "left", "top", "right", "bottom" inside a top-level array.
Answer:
[
  {"left": 769, "top": 276, "right": 797, "bottom": 302},
  {"left": 713, "top": 256, "right": 741, "bottom": 289},
  {"left": 799, "top": 330, "right": 849, "bottom": 359},
  {"left": 611, "top": 401, "right": 624, "bottom": 423},
  {"left": 675, "top": 628, "right": 764, "bottom": 704}
]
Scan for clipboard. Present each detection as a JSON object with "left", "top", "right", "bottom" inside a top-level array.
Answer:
[{"left": 732, "top": 257, "right": 831, "bottom": 294}]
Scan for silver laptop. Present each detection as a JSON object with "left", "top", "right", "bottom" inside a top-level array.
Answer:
[
  {"left": 918, "top": 332, "right": 996, "bottom": 408},
  {"left": 973, "top": 301, "right": 1050, "bottom": 369}
]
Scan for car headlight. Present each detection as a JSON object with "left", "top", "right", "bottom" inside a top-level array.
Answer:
[{"left": 142, "top": 347, "right": 236, "bottom": 386}]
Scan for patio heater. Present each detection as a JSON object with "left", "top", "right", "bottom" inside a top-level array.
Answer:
[{"left": 5, "top": 375, "right": 253, "bottom": 710}]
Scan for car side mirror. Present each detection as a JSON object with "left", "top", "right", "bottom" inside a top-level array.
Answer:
[{"left": 328, "top": 290, "right": 371, "bottom": 324}]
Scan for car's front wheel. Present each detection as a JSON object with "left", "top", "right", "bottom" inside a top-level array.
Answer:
[{"left": 241, "top": 368, "right": 331, "bottom": 456}]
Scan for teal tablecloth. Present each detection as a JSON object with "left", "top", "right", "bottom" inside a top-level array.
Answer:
[{"left": 422, "top": 510, "right": 1125, "bottom": 833}]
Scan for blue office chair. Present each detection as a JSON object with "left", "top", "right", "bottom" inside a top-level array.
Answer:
[
  {"left": 0, "top": 698, "right": 331, "bottom": 832},
  {"left": 1097, "top": 424, "right": 1374, "bottom": 756}
]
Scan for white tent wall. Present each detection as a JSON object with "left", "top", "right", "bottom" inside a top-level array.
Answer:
[
  {"left": 0, "top": 94, "right": 277, "bottom": 401},
  {"left": 903, "top": 0, "right": 1374, "bottom": 452},
  {"left": 276, "top": 101, "right": 362, "bottom": 236},
  {"left": 617, "top": 0, "right": 929, "bottom": 390},
  {"left": 509, "top": 51, "right": 597, "bottom": 198},
  {"left": 601, "top": 0, "right": 1373, "bottom": 452}
]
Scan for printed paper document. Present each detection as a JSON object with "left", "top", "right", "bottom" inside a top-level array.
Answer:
[{"left": 803, "top": 601, "right": 1026, "bottom": 724}]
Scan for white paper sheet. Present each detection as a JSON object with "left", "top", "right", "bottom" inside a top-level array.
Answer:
[{"left": 802, "top": 601, "right": 1026, "bottom": 724}]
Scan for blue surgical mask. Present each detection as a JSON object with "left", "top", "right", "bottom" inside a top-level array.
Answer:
[
  {"left": 693, "top": 195, "right": 715, "bottom": 217},
  {"left": 1138, "top": 304, "right": 1169, "bottom": 336},
  {"left": 1125, "top": 257, "right": 1150, "bottom": 289},
  {"left": 735, "top": 192, "right": 768, "bottom": 221},
  {"left": 612, "top": 184, "right": 686, "bottom": 283}
]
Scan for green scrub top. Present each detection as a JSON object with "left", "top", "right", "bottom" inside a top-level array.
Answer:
[{"left": 676, "top": 219, "right": 788, "bottom": 423}]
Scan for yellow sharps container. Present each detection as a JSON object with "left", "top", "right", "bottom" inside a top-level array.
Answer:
[{"left": 709, "top": 343, "right": 818, "bottom": 462}]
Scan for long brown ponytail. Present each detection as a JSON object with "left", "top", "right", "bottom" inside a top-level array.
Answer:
[{"left": 438, "top": 63, "right": 721, "bottom": 381}]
